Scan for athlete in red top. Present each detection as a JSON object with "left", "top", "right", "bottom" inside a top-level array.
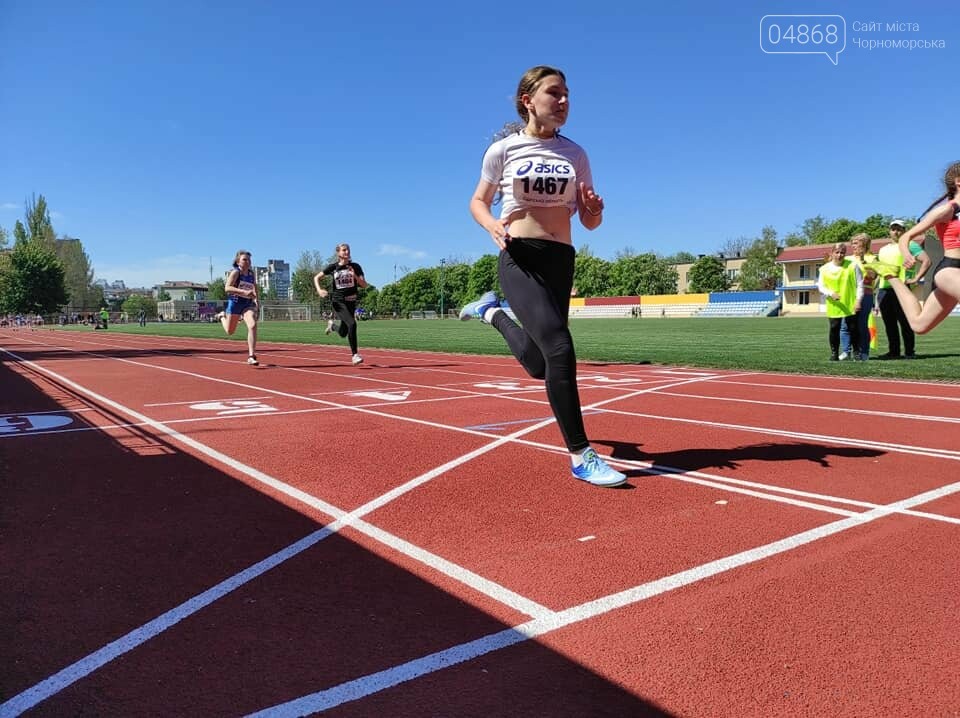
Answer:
[{"left": 870, "top": 162, "right": 960, "bottom": 333}]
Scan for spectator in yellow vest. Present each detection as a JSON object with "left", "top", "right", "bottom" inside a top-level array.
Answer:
[
  {"left": 817, "top": 243, "right": 861, "bottom": 361},
  {"left": 842, "top": 233, "right": 877, "bottom": 360}
]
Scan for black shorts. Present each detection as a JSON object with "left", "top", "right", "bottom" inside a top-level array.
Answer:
[{"left": 932, "top": 256, "right": 960, "bottom": 292}]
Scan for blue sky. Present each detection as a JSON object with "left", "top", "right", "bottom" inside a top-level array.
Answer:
[{"left": 0, "top": 0, "right": 953, "bottom": 290}]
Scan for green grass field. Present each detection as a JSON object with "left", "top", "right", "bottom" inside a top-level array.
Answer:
[{"left": 55, "top": 315, "right": 960, "bottom": 382}]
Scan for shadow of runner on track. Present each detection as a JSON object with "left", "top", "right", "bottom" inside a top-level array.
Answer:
[
  {"left": 595, "top": 439, "right": 883, "bottom": 473},
  {"left": 0, "top": 359, "right": 677, "bottom": 717}
]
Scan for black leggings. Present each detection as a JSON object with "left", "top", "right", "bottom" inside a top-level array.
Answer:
[
  {"left": 491, "top": 238, "right": 588, "bottom": 453},
  {"left": 332, "top": 298, "right": 359, "bottom": 354},
  {"left": 828, "top": 315, "right": 858, "bottom": 356},
  {"left": 877, "top": 288, "right": 914, "bottom": 356}
]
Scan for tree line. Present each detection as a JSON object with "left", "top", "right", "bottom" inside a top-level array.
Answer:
[
  {"left": 287, "top": 212, "right": 907, "bottom": 317},
  {"left": 0, "top": 194, "right": 98, "bottom": 317},
  {"left": 0, "top": 194, "right": 908, "bottom": 319}
]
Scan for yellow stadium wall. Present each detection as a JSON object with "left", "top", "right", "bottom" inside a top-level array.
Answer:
[{"left": 640, "top": 294, "right": 709, "bottom": 306}]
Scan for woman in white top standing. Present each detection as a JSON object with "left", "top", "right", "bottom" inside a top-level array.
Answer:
[{"left": 461, "top": 65, "right": 626, "bottom": 487}]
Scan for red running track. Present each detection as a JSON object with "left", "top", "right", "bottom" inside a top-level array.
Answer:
[{"left": 2, "top": 327, "right": 959, "bottom": 717}]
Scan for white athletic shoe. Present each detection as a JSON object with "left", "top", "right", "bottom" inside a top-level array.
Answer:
[
  {"left": 247, "top": 355, "right": 259, "bottom": 366},
  {"left": 571, "top": 448, "right": 627, "bottom": 487},
  {"left": 352, "top": 354, "right": 364, "bottom": 365},
  {"left": 458, "top": 291, "right": 500, "bottom": 322}
]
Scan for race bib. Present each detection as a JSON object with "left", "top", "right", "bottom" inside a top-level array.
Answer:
[
  {"left": 334, "top": 267, "right": 356, "bottom": 290},
  {"left": 512, "top": 159, "right": 577, "bottom": 208}
]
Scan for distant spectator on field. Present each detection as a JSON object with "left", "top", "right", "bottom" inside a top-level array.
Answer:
[
  {"left": 137, "top": 308, "right": 147, "bottom": 327},
  {"left": 840, "top": 233, "right": 877, "bottom": 360},
  {"left": 875, "top": 220, "right": 928, "bottom": 359},
  {"left": 817, "top": 242, "right": 861, "bottom": 361},
  {"left": 99, "top": 307, "right": 109, "bottom": 330}
]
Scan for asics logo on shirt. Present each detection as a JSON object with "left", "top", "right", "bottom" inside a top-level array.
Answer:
[{"left": 516, "top": 160, "right": 572, "bottom": 176}]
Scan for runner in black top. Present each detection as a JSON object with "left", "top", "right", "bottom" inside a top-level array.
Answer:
[{"left": 314, "top": 243, "right": 368, "bottom": 365}]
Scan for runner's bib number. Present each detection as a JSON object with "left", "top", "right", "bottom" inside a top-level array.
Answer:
[{"left": 512, "top": 159, "right": 576, "bottom": 208}]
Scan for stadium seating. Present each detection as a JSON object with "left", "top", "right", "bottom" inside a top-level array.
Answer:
[
  {"left": 696, "top": 301, "right": 776, "bottom": 317},
  {"left": 568, "top": 306, "right": 635, "bottom": 318}
]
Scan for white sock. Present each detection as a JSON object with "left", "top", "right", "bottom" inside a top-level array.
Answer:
[
  {"left": 571, "top": 447, "right": 593, "bottom": 467},
  {"left": 482, "top": 307, "right": 500, "bottom": 323}
]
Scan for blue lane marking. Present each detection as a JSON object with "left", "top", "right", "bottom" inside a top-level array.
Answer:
[{"left": 466, "top": 409, "right": 599, "bottom": 431}]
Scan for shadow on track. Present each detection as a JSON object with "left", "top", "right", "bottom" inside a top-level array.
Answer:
[
  {"left": 1, "top": 358, "right": 676, "bottom": 717},
  {"left": 596, "top": 439, "right": 884, "bottom": 472}
]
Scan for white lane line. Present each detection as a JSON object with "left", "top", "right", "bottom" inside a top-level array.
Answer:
[
  {"left": 246, "top": 478, "right": 960, "bottom": 716},
  {"left": 625, "top": 461, "right": 960, "bottom": 526},
  {"left": 0, "top": 352, "right": 560, "bottom": 716},
  {"left": 714, "top": 376, "right": 960, "bottom": 399},
  {"left": 484, "top": 432, "right": 960, "bottom": 525},
  {"left": 7, "top": 403, "right": 957, "bottom": 526},
  {"left": 8, "top": 336, "right": 960, "bottom": 524},
  {"left": 656, "top": 389, "right": 960, "bottom": 425},
  {"left": 7, "top": 338, "right": 960, "bottom": 520},
  {"left": 598, "top": 405, "right": 960, "bottom": 460},
  {"left": 0, "top": 346, "right": 731, "bottom": 715},
  {"left": 3, "top": 340, "right": 955, "bottom": 715},
  {"left": 143, "top": 396, "right": 274, "bottom": 407}
]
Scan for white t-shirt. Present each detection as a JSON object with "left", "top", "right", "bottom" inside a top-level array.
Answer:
[{"left": 480, "top": 132, "right": 593, "bottom": 219}]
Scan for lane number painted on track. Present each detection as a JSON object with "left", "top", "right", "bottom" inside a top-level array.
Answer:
[
  {"left": 475, "top": 382, "right": 534, "bottom": 390},
  {"left": 348, "top": 391, "right": 411, "bottom": 402},
  {"left": 189, "top": 400, "right": 278, "bottom": 416},
  {"left": 0, "top": 414, "right": 74, "bottom": 433}
]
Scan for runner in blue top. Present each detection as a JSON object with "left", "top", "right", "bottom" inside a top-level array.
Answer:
[{"left": 214, "top": 249, "right": 260, "bottom": 365}]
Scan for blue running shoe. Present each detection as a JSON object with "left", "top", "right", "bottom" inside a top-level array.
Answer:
[
  {"left": 459, "top": 291, "right": 500, "bottom": 322},
  {"left": 571, "top": 448, "right": 627, "bottom": 487}
]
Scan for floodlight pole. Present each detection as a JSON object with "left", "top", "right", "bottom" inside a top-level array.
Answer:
[{"left": 439, "top": 258, "right": 446, "bottom": 319}]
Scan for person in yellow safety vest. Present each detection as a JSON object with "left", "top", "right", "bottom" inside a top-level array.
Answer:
[
  {"left": 99, "top": 307, "right": 109, "bottom": 330},
  {"left": 817, "top": 242, "right": 862, "bottom": 361},
  {"left": 842, "top": 233, "right": 878, "bottom": 360}
]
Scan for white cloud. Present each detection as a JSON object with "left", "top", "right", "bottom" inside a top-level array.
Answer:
[
  {"left": 93, "top": 254, "right": 215, "bottom": 289},
  {"left": 376, "top": 243, "right": 428, "bottom": 259},
  {"left": 1, "top": 202, "right": 18, "bottom": 210}
]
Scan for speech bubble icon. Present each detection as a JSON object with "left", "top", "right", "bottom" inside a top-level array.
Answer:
[{"left": 760, "top": 15, "right": 846, "bottom": 65}]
